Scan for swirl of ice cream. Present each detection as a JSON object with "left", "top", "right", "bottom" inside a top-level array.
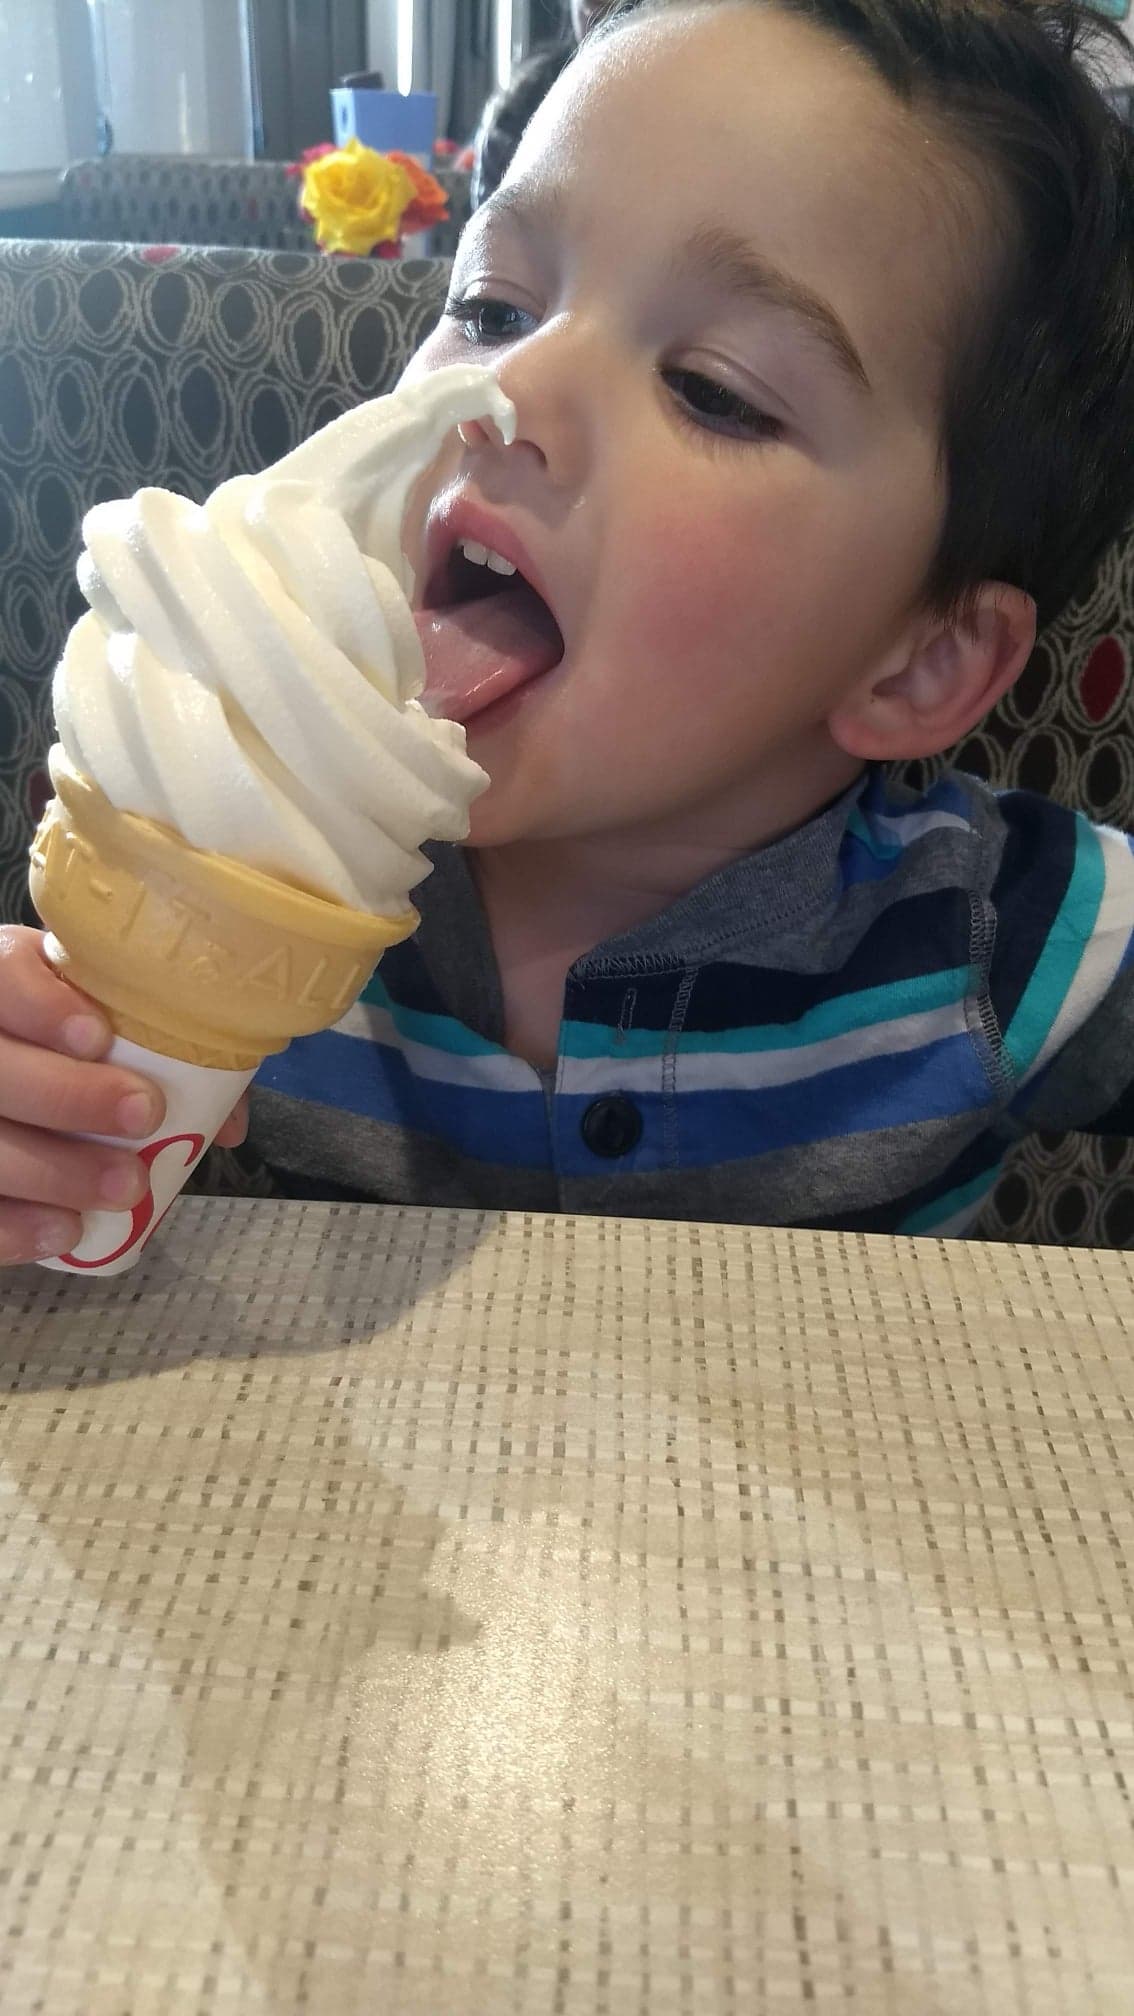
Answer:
[{"left": 51, "top": 366, "right": 516, "bottom": 914}]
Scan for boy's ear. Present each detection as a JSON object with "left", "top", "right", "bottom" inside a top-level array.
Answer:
[{"left": 828, "top": 583, "right": 1036, "bottom": 762}]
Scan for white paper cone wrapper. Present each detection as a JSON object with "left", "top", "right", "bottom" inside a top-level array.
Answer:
[{"left": 38, "top": 1036, "right": 256, "bottom": 1279}]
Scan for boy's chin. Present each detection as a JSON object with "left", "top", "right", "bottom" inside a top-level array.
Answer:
[
  {"left": 461, "top": 789, "right": 532, "bottom": 851},
  {"left": 461, "top": 777, "right": 579, "bottom": 852}
]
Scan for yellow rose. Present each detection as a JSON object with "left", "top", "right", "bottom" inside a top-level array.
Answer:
[{"left": 300, "top": 139, "right": 414, "bottom": 256}]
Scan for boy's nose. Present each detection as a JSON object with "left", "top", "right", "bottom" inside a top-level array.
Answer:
[
  {"left": 456, "top": 415, "right": 509, "bottom": 451},
  {"left": 461, "top": 322, "right": 596, "bottom": 494}
]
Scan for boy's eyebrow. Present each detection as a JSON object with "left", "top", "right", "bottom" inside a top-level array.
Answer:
[
  {"left": 680, "top": 226, "right": 871, "bottom": 393},
  {"left": 475, "top": 194, "right": 871, "bottom": 395}
]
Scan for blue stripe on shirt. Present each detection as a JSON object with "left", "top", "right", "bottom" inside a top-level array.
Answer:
[
  {"left": 560, "top": 965, "right": 970, "bottom": 1060},
  {"left": 554, "top": 1032, "right": 994, "bottom": 1174},
  {"left": 257, "top": 1029, "right": 549, "bottom": 1167},
  {"left": 359, "top": 970, "right": 504, "bottom": 1058}
]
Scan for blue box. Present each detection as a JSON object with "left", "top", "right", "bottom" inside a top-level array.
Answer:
[{"left": 331, "top": 88, "right": 438, "bottom": 158}]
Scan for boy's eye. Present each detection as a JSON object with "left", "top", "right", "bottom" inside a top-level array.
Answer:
[
  {"left": 446, "top": 295, "right": 536, "bottom": 345},
  {"left": 663, "top": 367, "right": 783, "bottom": 443}
]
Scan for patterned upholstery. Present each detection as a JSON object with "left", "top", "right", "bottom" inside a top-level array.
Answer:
[
  {"left": 59, "top": 158, "right": 315, "bottom": 253},
  {"left": 58, "top": 156, "right": 471, "bottom": 259},
  {"left": 0, "top": 234, "right": 1131, "bottom": 1243}
]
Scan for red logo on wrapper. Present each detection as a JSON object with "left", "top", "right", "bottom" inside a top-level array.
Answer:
[{"left": 59, "top": 1132, "right": 206, "bottom": 1271}]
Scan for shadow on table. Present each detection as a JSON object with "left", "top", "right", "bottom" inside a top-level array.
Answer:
[
  {"left": 3, "top": 1197, "right": 493, "bottom": 1395},
  {"left": 0, "top": 1331, "right": 486, "bottom": 2008},
  {"left": 2, "top": 1197, "right": 499, "bottom": 2004}
]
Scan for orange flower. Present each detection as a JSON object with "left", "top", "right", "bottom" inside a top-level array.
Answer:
[
  {"left": 388, "top": 152, "right": 451, "bottom": 234},
  {"left": 298, "top": 138, "right": 414, "bottom": 256}
]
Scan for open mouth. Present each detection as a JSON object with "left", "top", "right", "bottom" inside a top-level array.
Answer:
[{"left": 414, "top": 537, "right": 565, "bottom": 727}]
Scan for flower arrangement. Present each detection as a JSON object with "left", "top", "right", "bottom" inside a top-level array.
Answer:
[{"left": 289, "top": 138, "right": 449, "bottom": 259}]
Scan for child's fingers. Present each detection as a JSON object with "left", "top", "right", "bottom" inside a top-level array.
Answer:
[
  {"left": 214, "top": 1094, "right": 250, "bottom": 1148},
  {"left": 0, "top": 1200, "right": 85, "bottom": 1266},
  {"left": 0, "top": 1029, "right": 165, "bottom": 1141},
  {"left": 0, "top": 926, "right": 111, "bottom": 1059},
  {"left": 0, "top": 1115, "right": 149, "bottom": 1220}
]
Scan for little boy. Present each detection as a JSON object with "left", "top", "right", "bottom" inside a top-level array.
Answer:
[{"left": 2, "top": 0, "right": 1134, "bottom": 1263}]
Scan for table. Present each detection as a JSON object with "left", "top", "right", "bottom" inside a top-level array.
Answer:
[{"left": 3, "top": 1200, "right": 1134, "bottom": 2014}]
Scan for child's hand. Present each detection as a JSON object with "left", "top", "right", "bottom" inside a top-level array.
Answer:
[{"left": 0, "top": 927, "right": 246, "bottom": 1266}]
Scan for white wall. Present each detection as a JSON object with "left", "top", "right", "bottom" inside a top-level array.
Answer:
[
  {"left": 366, "top": 0, "right": 399, "bottom": 87},
  {"left": 0, "top": 4, "right": 69, "bottom": 172},
  {"left": 88, "top": 0, "right": 254, "bottom": 156}
]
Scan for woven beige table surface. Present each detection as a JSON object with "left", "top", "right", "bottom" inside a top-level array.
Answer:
[{"left": 3, "top": 1200, "right": 1134, "bottom": 2015}]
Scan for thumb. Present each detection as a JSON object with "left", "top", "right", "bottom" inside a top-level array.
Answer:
[{"left": 213, "top": 1092, "right": 250, "bottom": 1149}]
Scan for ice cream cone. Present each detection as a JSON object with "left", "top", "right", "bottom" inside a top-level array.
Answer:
[
  {"left": 28, "top": 758, "right": 417, "bottom": 1072},
  {"left": 23, "top": 367, "right": 514, "bottom": 1279}
]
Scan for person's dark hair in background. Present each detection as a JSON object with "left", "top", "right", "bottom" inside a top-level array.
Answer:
[
  {"left": 471, "top": 44, "right": 574, "bottom": 207},
  {"left": 471, "top": 1, "right": 630, "bottom": 207}
]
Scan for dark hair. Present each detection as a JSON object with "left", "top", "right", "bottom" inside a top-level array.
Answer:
[
  {"left": 472, "top": 46, "right": 575, "bottom": 208},
  {"left": 600, "top": 0, "right": 1134, "bottom": 628}
]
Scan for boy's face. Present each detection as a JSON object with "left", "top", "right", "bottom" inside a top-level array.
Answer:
[{"left": 403, "top": 3, "right": 975, "bottom": 852}]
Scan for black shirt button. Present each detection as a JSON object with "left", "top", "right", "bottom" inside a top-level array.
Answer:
[{"left": 580, "top": 1093, "right": 643, "bottom": 1159}]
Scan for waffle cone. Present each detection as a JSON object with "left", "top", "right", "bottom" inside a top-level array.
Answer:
[{"left": 28, "top": 763, "right": 417, "bottom": 1071}]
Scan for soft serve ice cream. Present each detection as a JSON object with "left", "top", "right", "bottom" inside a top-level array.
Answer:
[
  {"left": 52, "top": 364, "right": 517, "bottom": 913},
  {"left": 30, "top": 364, "right": 517, "bottom": 1276}
]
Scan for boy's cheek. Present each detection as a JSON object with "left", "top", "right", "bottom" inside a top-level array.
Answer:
[
  {"left": 615, "top": 514, "right": 804, "bottom": 667},
  {"left": 397, "top": 332, "right": 450, "bottom": 383}
]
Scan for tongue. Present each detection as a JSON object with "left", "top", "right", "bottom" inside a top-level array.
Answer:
[{"left": 415, "top": 581, "right": 564, "bottom": 725}]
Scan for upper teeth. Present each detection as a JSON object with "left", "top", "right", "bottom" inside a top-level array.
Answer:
[{"left": 460, "top": 540, "right": 517, "bottom": 576}]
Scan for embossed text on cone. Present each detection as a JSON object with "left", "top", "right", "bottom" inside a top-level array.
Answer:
[{"left": 29, "top": 757, "right": 417, "bottom": 1072}]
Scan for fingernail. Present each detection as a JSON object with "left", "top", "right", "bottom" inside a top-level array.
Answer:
[
  {"left": 62, "top": 1013, "right": 108, "bottom": 1059},
  {"left": 115, "top": 1090, "right": 160, "bottom": 1139},
  {"left": 99, "top": 1160, "right": 146, "bottom": 1207},
  {"left": 34, "top": 1213, "right": 78, "bottom": 1258}
]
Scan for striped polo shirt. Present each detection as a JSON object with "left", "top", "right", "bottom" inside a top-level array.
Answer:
[{"left": 240, "top": 766, "right": 1134, "bottom": 1237}]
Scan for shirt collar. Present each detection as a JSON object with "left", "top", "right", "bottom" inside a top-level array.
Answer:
[
  {"left": 413, "top": 767, "right": 872, "bottom": 1033},
  {"left": 574, "top": 768, "right": 871, "bottom": 973}
]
